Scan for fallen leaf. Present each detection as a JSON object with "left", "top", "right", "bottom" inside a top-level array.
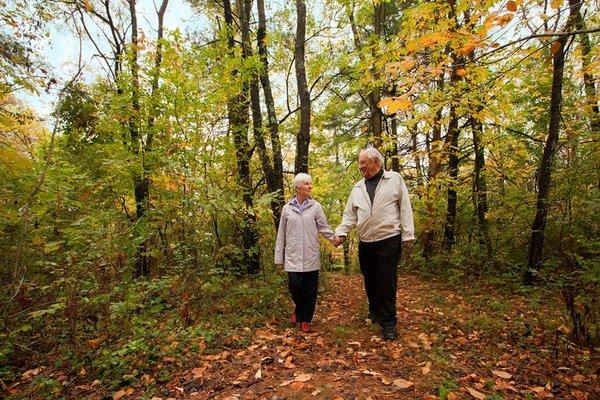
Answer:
[
  {"left": 114, "top": 387, "right": 134, "bottom": 400},
  {"left": 22, "top": 368, "right": 41, "bottom": 379},
  {"left": 467, "top": 387, "right": 486, "bottom": 399},
  {"left": 254, "top": 369, "right": 262, "bottom": 379},
  {"left": 295, "top": 373, "right": 313, "bottom": 382},
  {"left": 362, "top": 369, "right": 381, "bottom": 376},
  {"left": 284, "top": 355, "right": 295, "bottom": 369},
  {"left": 280, "top": 379, "right": 293, "bottom": 387},
  {"left": 381, "top": 377, "right": 392, "bottom": 385},
  {"left": 492, "top": 370, "right": 512, "bottom": 379},
  {"left": 192, "top": 364, "right": 209, "bottom": 378},
  {"left": 393, "top": 378, "right": 414, "bottom": 389},
  {"left": 422, "top": 362, "right": 431, "bottom": 375},
  {"left": 290, "top": 381, "right": 305, "bottom": 390},
  {"left": 311, "top": 389, "right": 322, "bottom": 396},
  {"left": 347, "top": 341, "right": 361, "bottom": 346}
]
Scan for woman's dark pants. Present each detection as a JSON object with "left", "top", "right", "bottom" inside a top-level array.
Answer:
[{"left": 288, "top": 270, "right": 319, "bottom": 323}]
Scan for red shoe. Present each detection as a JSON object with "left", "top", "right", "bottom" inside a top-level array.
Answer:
[
  {"left": 300, "top": 322, "right": 310, "bottom": 333},
  {"left": 290, "top": 312, "right": 297, "bottom": 324}
]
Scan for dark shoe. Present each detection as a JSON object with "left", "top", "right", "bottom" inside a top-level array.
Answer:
[
  {"left": 382, "top": 325, "right": 397, "bottom": 341},
  {"left": 290, "top": 312, "right": 297, "bottom": 325},
  {"left": 300, "top": 322, "right": 310, "bottom": 333}
]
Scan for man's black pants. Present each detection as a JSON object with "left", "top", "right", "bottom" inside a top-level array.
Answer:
[
  {"left": 358, "top": 235, "right": 402, "bottom": 327},
  {"left": 288, "top": 270, "right": 319, "bottom": 323}
]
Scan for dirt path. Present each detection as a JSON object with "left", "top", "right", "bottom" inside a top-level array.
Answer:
[{"left": 159, "top": 273, "right": 598, "bottom": 400}]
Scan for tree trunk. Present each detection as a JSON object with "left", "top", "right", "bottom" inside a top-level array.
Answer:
[
  {"left": 128, "top": 0, "right": 150, "bottom": 278},
  {"left": 421, "top": 77, "right": 444, "bottom": 260},
  {"left": 410, "top": 123, "right": 423, "bottom": 185},
  {"left": 369, "top": 2, "right": 384, "bottom": 147},
  {"left": 294, "top": 0, "right": 310, "bottom": 174},
  {"left": 224, "top": 0, "right": 260, "bottom": 275},
  {"left": 390, "top": 118, "right": 400, "bottom": 172},
  {"left": 472, "top": 114, "right": 492, "bottom": 258},
  {"left": 442, "top": 87, "right": 460, "bottom": 251},
  {"left": 571, "top": 0, "right": 599, "bottom": 130},
  {"left": 524, "top": 35, "right": 568, "bottom": 284},
  {"left": 257, "top": 0, "right": 285, "bottom": 228}
]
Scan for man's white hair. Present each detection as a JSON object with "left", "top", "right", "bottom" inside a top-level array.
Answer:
[
  {"left": 293, "top": 172, "right": 312, "bottom": 189},
  {"left": 360, "top": 147, "right": 384, "bottom": 167}
]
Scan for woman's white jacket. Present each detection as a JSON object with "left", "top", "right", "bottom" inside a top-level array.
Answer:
[{"left": 274, "top": 198, "right": 334, "bottom": 272}]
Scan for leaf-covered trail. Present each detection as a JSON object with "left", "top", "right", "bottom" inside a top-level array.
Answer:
[{"left": 160, "top": 273, "right": 598, "bottom": 400}]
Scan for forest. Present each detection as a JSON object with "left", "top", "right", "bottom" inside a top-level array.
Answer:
[{"left": 1, "top": 0, "right": 599, "bottom": 398}]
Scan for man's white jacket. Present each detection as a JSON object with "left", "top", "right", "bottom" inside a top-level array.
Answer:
[{"left": 335, "top": 170, "right": 415, "bottom": 243}]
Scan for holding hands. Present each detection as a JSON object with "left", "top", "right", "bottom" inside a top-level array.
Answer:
[{"left": 331, "top": 236, "right": 345, "bottom": 246}]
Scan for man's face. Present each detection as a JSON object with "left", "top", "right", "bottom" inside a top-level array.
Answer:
[{"left": 358, "top": 153, "right": 380, "bottom": 179}]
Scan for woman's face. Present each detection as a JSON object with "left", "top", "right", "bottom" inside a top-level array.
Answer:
[{"left": 297, "top": 180, "right": 312, "bottom": 198}]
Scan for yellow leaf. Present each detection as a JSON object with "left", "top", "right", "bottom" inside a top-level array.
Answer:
[
  {"left": 383, "top": 97, "right": 412, "bottom": 114},
  {"left": 507, "top": 1, "right": 517, "bottom": 12},
  {"left": 550, "top": 0, "right": 563, "bottom": 9},
  {"left": 377, "top": 97, "right": 394, "bottom": 108},
  {"left": 83, "top": 0, "right": 93, "bottom": 12}
]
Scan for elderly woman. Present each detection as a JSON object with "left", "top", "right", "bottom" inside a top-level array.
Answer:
[{"left": 275, "top": 173, "right": 335, "bottom": 333}]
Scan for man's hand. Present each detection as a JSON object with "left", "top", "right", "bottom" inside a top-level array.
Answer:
[{"left": 332, "top": 236, "right": 345, "bottom": 246}]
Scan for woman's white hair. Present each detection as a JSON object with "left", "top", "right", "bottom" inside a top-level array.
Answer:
[
  {"left": 360, "top": 147, "right": 384, "bottom": 167},
  {"left": 293, "top": 173, "right": 312, "bottom": 189}
]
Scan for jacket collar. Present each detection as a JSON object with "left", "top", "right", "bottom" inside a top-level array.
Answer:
[{"left": 359, "top": 169, "right": 391, "bottom": 187}]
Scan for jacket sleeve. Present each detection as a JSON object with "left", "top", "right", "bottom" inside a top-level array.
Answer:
[
  {"left": 398, "top": 176, "right": 415, "bottom": 241},
  {"left": 335, "top": 190, "right": 357, "bottom": 237},
  {"left": 315, "top": 203, "right": 335, "bottom": 240},
  {"left": 274, "top": 207, "right": 287, "bottom": 264}
]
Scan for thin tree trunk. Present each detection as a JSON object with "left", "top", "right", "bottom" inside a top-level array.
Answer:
[
  {"left": 390, "top": 118, "right": 400, "bottom": 172},
  {"left": 240, "top": 0, "right": 279, "bottom": 231},
  {"left": 571, "top": 0, "right": 599, "bottom": 130},
  {"left": 224, "top": 0, "right": 260, "bottom": 275},
  {"left": 294, "top": 0, "right": 310, "bottom": 174},
  {"left": 128, "top": 0, "right": 150, "bottom": 278},
  {"left": 472, "top": 114, "right": 493, "bottom": 258},
  {"left": 422, "top": 77, "right": 445, "bottom": 260},
  {"left": 525, "top": 1, "right": 580, "bottom": 284},
  {"left": 369, "top": 2, "right": 384, "bottom": 147},
  {"left": 442, "top": 84, "right": 461, "bottom": 251},
  {"left": 410, "top": 123, "right": 423, "bottom": 185},
  {"left": 256, "top": 0, "right": 285, "bottom": 228},
  {"left": 525, "top": 40, "right": 568, "bottom": 284}
]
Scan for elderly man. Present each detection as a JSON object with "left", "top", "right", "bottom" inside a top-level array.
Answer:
[{"left": 334, "top": 147, "right": 415, "bottom": 340}]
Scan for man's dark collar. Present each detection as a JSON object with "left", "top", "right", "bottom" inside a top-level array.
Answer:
[{"left": 366, "top": 168, "right": 384, "bottom": 181}]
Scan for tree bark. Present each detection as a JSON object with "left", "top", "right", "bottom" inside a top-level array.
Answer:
[
  {"left": 224, "top": 0, "right": 260, "bottom": 275},
  {"left": 422, "top": 76, "right": 445, "bottom": 260},
  {"left": 524, "top": 39, "right": 568, "bottom": 284},
  {"left": 127, "top": 0, "right": 151, "bottom": 278},
  {"left": 369, "top": 2, "right": 384, "bottom": 147},
  {"left": 570, "top": 0, "right": 599, "bottom": 130},
  {"left": 256, "top": 0, "right": 285, "bottom": 228},
  {"left": 472, "top": 114, "right": 493, "bottom": 258},
  {"left": 442, "top": 75, "right": 461, "bottom": 251},
  {"left": 294, "top": 0, "right": 310, "bottom": 174}
]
